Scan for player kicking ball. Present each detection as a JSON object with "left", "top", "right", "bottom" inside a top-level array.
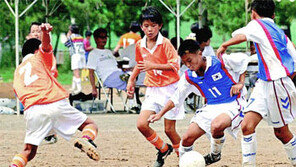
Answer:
[
  {"left": 10, "top": 23, "right": 99, "bottom": 167},
  {"left": 148, "top": 39, "right": 249, "bottom": 165}
]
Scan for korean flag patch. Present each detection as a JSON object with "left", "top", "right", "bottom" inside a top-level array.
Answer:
[{"left": 212, "top": 72, "right": 222, "bottom": 81}]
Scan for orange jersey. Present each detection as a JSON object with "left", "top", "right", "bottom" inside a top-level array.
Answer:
[
  {"left": 118, "top": 32, "right": 141, "bottom": 48},
  {"left": 135, "top": 34, "right": 180, "bottom": 87},
  {"left": 13, "top": 46, "right": 68, "bottom": 110}
]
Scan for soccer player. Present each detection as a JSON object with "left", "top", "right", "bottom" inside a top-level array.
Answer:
[
  {"left": 216, "top": 0, "right": 296, "bottom": 166},
  {"left": 10, "top": 23, "right": 99, "bottom": 167},
  {"left": 148, "top": 39, "right": 249, "bottom": 165},
  {"left": 126, "top": 6, "right": 184, "bottom": 167}
]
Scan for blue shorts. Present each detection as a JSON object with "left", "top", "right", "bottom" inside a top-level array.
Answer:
[{"left": 104, "top": 71, "right": 127, "bottom": 91}]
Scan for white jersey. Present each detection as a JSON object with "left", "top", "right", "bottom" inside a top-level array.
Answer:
[
  {"left": 232, "top": 18, "right": 296, "bottom": 81},
  {"left": 171, "top": 53, "right": 249, "bottom": 108},
  {"left": 87, "top": 48, "right": 120, "bottom": 82},
  {"left": 66, "top": 34, "right": 85, "bottom": 56},
  {"left": 202, "top": 45, "right": 215, "bottom": 57}
]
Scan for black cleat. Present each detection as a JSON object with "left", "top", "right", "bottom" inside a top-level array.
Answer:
[
  {"left": 204, "top": 153, "right": 221, "bottom": 166},
  {"left": 153, "top": 144, "right": 174, "bottom": 167}
]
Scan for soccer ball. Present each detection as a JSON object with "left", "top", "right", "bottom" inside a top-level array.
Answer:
[{"left": 179, "top": 151, "right": 206, "bottom": 167}]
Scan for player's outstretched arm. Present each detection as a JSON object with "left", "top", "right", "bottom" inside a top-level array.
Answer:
[
  {"left": 148, "top": 100, "right": 175, "bottom": 123},
  {"left": 216, "top": 34, "right": 247, "bottom": 56},
  {"left": 40, "top": 23, "right": 52, "bottom": 53}
]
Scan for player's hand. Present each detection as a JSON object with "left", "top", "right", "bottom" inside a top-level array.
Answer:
[
  {"left": 216, "top": 45, "right": 227, "bottom": 57},
  {"left": 148, "top": 114, "right": 162, "bottom": 123},
  {"left": 40, "top": 23, "right": 52, "bottom": 33},
  {"left": 126, "top": 81, "right": 135, "bottom": 99},
  {"left": 230, "top": 83, "right": 244, "bottom": 97},
  {"left": 92, "top": 88, "right": 98, "bottom": 98},
  {"left": 137, "top": 61, "right": 155, "bottom": 72}
]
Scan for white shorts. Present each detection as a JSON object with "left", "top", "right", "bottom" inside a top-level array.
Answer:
[
  {"left": 141, "top": 82, "right": 185, "bottom": 120},
  {"left": 245, "top": 77, "right": 296, "bottom": 128},
  {"left": 24, "top": 99, "right": 87, "bottom": 146},
  {"left": 71, "top": 54, "right": 86, "bottom": 70},
  {"left": 191, "top": 98, "right": 245, "bottom": 139}
]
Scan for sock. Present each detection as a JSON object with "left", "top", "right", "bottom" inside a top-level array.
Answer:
[
  {"left": 210, "top": 136, "right": 225, "bottom": 155},
  {"left": 179, "top": 143, "right": 193, "bottom": 157},
  {"left": 10, "top": 154, "right": 27, "bottom": 167},
  {"left": 241, "top": 133, "right": 257, "bottom": 166},
  {"left": 128, "top": 98, "right": 134, "bottom": 108},
  {"left": 173, "top": 143, "right": 180, "bottom": 156},
  {"left": 284, "top": 135, "right": 296, "bottom": 165},
  {"left": 82, "top": 124, "right": 97, "bottom": 141},
  {"left": 71, "top": 77, "right": 76, "bottom": 91},
  {"left": 74, "top": 77, "right": 82, "bottom": 92},
  {"left": 146, "top": 131, "right": 168, "bottom": 153}
]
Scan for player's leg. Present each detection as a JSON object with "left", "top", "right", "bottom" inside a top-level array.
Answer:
[
  {"left": 179, "top": 123, "right": 205, "bottom": 157},
  {"left": 164, "top": 119, "right": 181, "bottom": 156},
  {"left": 10, "top": 144, "right": 38, "bottom": 167},
  {"left": 241, "top": 111, "right": 262, "bottom": 167},
  {"left": 72, "top": 69, "right": 81, "bottom": 94},
  {"left": 203, "top": 113, "right": 231, "bottom": 165},
  {"left": 274, "top": 125, "right": 296, "bottom": 165},
  {"left": 74, "top": 117, "right": 99, "bottom": 161}
]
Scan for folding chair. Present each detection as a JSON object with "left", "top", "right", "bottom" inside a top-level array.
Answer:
[{"left": 94, "top": 71, "right": 129, "bottom": 113}]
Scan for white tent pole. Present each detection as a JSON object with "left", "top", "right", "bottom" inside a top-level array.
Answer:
[
  {"left": 15, "top": 0, "right": 20, "bottom": 116},
  {"left": 176, "top": 0, "right": 180, "bottom": 48},
  {"left": 19, "top": 0, "right": 38, "bottom": 17},
  {"left": 158, "top": 0, "right": 177, "bottom": 16},
  {"left": 180, "top": 0, "right": 196, "bottom": 17}
]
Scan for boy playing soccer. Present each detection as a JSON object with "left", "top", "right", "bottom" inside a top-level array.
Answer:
[
  {"left": 126, "top": 6, "right": 184, "bottom": 167},
  {"left": 149, "top": 39, "right": 249, "bottom": 165},
  {"left": 217, "top": 0, "right": 296, "bottom": 166},
  {"left": 10, "top": 23, "right": 99, "bottom": 167}
]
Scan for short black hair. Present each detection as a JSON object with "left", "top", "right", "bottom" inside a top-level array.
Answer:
[
  {"left": 130, "top": 21, "right": 140, "bottom": 33},
  {"left": 178, "top": 39, "right": 200, "bottom": 57},
  {"left": 70, "top": 24, "right": 80, "bottom": 34},
  {"left": 139, "top": 6, "right": 163, "bottom": 25},
  {"left": 161, "top": 29, "right": 168, "bottom": 38},
  {"left": 85, "top": 30, "right": 92, "bottom": 37},
  {"left": 170, "top": 37, "right": 183, "bottom": 50},
  {"left": 22, "top": 38, "right": 41, "bottom": 57},
  {"left": 196, "top": 26, "right": 212, "bottom": 44},
  {"left": 29, "top": 22, "right": 41, "bottom": 32},
  {"left": 93, "top": 28, "right": 107, "bottom": 39},
  {"left": 190, "top": 22, "right": 199, "bottom": 33},
  {"left": 251, "top": 0, "right": 275, "bottom": 18}
]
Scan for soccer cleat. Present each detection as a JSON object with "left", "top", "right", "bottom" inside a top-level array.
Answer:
[
  {"left": 44, "top": 134, "right": 58, "bottom": 144},
  {"left": 153, "top": 144, "right": 173, "bottom": 167},
  {"left": 74, "top": 138, "right": 100, "bottom": 161},
  {"left": 204, "top": 152, "right": 221, "bottom": 165}
]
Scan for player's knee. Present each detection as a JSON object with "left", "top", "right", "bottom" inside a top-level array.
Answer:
[
  {"left": 210, "top": 120, "right": 224, "bottom": 136},
  {"left": 182, "top": 133, "right": 194, "bottom": 146},
  {"left": 274, "top": 128, "right": 291, "bottom": 143},
  {"left": 164, "top": 126, "right": 176, "bottom": 135},
  {"left": 241, "top": 121, "right": 255, "bottom": 135},
  {"left": 136, "top": 120, "right": 149, "bottom": 132}
]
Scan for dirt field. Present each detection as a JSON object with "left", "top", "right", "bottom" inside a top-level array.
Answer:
[
  {"left": 0, "top": 113, "right": 295, "bottom": 167},
  {"left": 1, "top": 82, "right": 295, "bottom": 166}
]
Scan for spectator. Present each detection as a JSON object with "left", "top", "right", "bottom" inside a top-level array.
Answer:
[
  {"left": 65, "top": 24, "right": 86, "bottom": 94},
  {"left": 170, "top": 37, "right": 183, "bottom": 50},
  {"left": 83, "top": 30, "right": 93, "bottom": 63},
  {"left": 26, "top": 22, "right": 41, "bottom": 40},
  {"left": 113, "top": 21, "right": 141, "bottom": 56},
  {"left": 195, "top": 26, "right": 215, "bottom": 57}
]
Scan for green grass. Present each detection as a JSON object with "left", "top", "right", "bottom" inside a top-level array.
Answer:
[{"left": 0, "top": 67, "right": 15, "bottom": 83}]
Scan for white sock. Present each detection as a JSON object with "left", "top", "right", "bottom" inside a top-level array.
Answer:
[
  {"left": 210, "top": 136, "right": 225, "bottom": 155},
  {"left": 128, "top": 99, "right": 134, "bottom": 108},
  {"left": 284, "top": 135, "right": 296, "bottom": 165},
  {"left": 73, "top": 77, "right": 82, "bottom": 92},
  {"left": 72, "top": 77, "right": 76, "bottom": 91},
  {"left": 241, "top": 133, "right": 257, "bottom": 166},
  {"left": 179, "top": 142, "right": 193, "bottom": 157}
]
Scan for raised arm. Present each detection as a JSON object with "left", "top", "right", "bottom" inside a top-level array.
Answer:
[{"left": 40, "top": 23, "right": 52, "bottom": 52}]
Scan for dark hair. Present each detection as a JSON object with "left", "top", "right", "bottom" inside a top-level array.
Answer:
[
  {"left": 29, "top": 22, "right": 41, "bottom": 32},
  {"left": 22, "top": 38, "right": 41, "bottom": 57},
  {"left": 251, "top": 0, "right": 275, "bottom": 18},
  {"left": 178, "top": 39, "right": 200, "bottom": 57},
  {"left": 190, "top": 22, "right": 199, "bottom": 33},
  {"left": 93, "top": 28, "right": 108, "bottom": 39},
  {"left": 130, "top": 21, "right": 140, "bottom": 33},
  {"left": 85, "top": 30, "right": 92, "bottom": 37},
  {"left": 195, "top": 26, "right": 212, "bottom": 44},
  {"left": 161, "top": 29, "right": 168, "bottom": 38},
  {"left": 170, "top": 37, "right": 183, "bottom": 50},
  {"left": 70, "top": 24, "right": 80, "bottom": 34},
  {"left": 139, "top": 6, "right": 163, "bottom": 25}
]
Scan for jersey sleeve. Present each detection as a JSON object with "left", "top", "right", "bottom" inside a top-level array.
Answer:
[
  {"left": 170, "top": 74, "right": 201, "bottom": 108},
  {"left": 135, "top": 41, "right": 143, "bottom": 63},
  {"left": 118, "top": 35, "right": 124, "bottom": 47},
  {"left": 286, "top": 37, "right": 296, "bottom": 70},
  {"left": 86, "top": 50, "right": 97, "bottom": 70},
  {"left": 38, "top": 44, "right": 55, "bottom": 72},
  {"left": 232, "top": 20, "right": 263, "bottom": 44},
  {"left": 222, "top": 53, "right": 250, "bottom": 74},
  {"left": 164, "top": 40, "right": 180, "bottom": 73}
]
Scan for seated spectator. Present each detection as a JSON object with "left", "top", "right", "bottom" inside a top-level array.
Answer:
[{"left": 87, "top": 28, "right": 129, "bottom": 97}]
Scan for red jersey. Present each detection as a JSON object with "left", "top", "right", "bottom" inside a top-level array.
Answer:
[
  {"left": 135, "top": 34, "right": 180, "bottom": 87},
  {"left": 13, "top": 46, "right": 68, "bottom": 110}
]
